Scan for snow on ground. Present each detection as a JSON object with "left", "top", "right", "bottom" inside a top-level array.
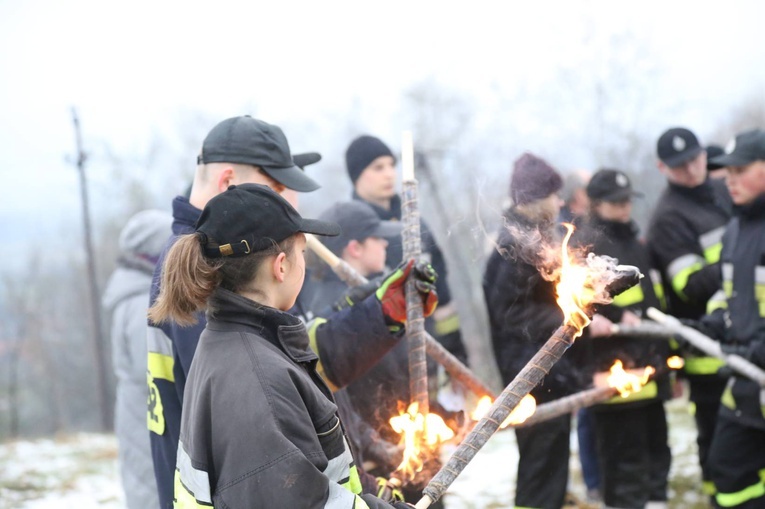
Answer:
[{"left": 0, "top": 396, "right": 708, "bottom": 508}]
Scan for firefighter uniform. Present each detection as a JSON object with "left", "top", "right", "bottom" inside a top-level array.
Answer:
[
  {"left": 148, "top": 197, "right": 405, "bottom": 509},
  {"left": 646, "top": 177, "right": 732, "bottom": 494},
  {"left": 576, "top": 212, "right": 672, "bottom": 508},
  {"left": 701, "top": 194, "right": 765, "bottom": 508}
]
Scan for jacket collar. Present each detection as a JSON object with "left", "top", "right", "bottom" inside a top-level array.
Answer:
[
  {"left": 589, "top": 215, "right": 639, "bottom": 240},
  {"left": 352, "top": 191, "right": 402, "bottom": 221},
  {"left": 736, "top": 193, "right": 765, "bottom": 221},
  {"left": 667, "top": 178, "right": 715, "bottom": 203},
  {"left": 207, "top": 288, "right": 317, "bottom": 364},
  {"left": 171, "top": 195, "right": 202, "bottom": 234}
]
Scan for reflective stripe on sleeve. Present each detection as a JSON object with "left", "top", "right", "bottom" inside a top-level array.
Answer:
[
  {"left": 667, "top": 254, "right": 705, "bottom": 300},
  {"left": 707, "top": 290, "right": 728, "bottom": 314},
  {"left": 174, "top": 442, "right": 212, "bottom": 507},
  {"left": 435, "top": 313, "right": 461, "bottom": 336},
  {"left": 722, "top": 263, "right": 734, "bottom": 298},
  {"left": 307, "top": 318, "right": 339, "bottom": 393},
  {"left": 649, "top": 269, "right": 667, "bottom": 310},
  {"left": 684, "top": 356, "right": 725, "bottom": 375},
  {"left": 700, "top": 226, "right": 725, "bottom": 263}
]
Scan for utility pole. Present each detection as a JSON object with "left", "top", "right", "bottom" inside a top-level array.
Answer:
[{"left": 71, "top": 108, "right": 111, "bottom": 431}]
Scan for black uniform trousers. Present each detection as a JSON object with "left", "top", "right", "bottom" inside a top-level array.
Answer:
[
  {"left": 689, "top": 376, "right": 727, "bottom": 494},
  {"left": 514, "top": 414, "right": 570, "bottom": 509},
  {"left": 709, "top": 414, "right": 765, "bottom": 508},
  {"left": 592, "top": 400, "right": 671, "bottom": 508}
]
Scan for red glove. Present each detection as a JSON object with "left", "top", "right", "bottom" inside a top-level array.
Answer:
[{"left": 376, "top": 259, "right": 438, "bottom": 329}]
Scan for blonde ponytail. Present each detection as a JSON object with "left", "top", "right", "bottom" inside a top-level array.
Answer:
[{"left": 148, "top": 234, "right": 222, "bottom": 326}]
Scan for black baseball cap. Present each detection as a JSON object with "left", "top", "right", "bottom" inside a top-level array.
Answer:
[
  {"left": 657, "top": 127, "right": 703, "bottom": 168},
  {"left": 710, "top": 129, "right": 765, "bottom": 168},
  {"left": 197, "top": 116, "right": 320, "bottom": 192},
  {"left": 196, "top": 184, "right": 340, "bottom": 258},
  {"left": 318, "top": 201, "right": 402, "bottom": 256},
  {"left": 706, "top": 145, "right": 726, "bottom": 171},
  {"left": 586, "top": 169, "right": 643, "bottom": 202}
]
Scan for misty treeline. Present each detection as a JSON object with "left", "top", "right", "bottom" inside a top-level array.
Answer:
[{"left": 1, "top": 73, "right": 763, "bottom": 441}]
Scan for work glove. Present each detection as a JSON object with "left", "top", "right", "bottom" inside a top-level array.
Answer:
[
  {"left": 376, "top": 259, "right": 438, "bottom": 332},
  {"left": 376, "top": 477, "right": 405, "bottom": 503},
  {"left": 331, "top": 277, "right": 382, "bottom": 313}
]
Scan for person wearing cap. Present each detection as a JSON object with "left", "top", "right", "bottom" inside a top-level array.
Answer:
[
  {"left": 346, "top": 135, "right": 469, "bottom": 366},
  {"left": 102, "top": 209, "right": 172, "bottom": 509},
  {"left": 646, "top": 127, "right": 733, "bottom": 498},
  {"left": 706, "top": 144, "right": 729, "bottom": 181},
  {"left": 148, "top": 184, "right": 430, "bottom": 509},
  {"left": 574, "top": 169, "right": 672, "bottom": 509},
  {"left": 147, "top": 117, "right": 430, "bottom": 509},
  {"left": 695, "top": 129, "right": 765, "bottom": 509},
  {"left": 483, "top": 152, "right": 587, "bottom": 509}
]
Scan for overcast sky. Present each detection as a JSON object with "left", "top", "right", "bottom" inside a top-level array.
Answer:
[{"left": 1, "top": 0, "right": 764, "bottom": 267}]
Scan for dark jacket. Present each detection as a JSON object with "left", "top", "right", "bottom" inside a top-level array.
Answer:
[
  {"left": 647, "top": 178, "right": 732, "bottom": 320},
  {"left": 175, "top": 288, "right": 400, "bottom": 509},
  {"left": 483, "top": 208, "right": 586, "bottom": 403},
  {"left": 353, "top": 192, "right": 468, "bottom": 363},
  {"left": 148, "top": 196, "right": 403, "bottom": 509},
  {"left": 701, "top": 194, "right": 765, "bottom": 430},
  {"left": 574, "top": 216, "right": 671, "bottom": 407}
]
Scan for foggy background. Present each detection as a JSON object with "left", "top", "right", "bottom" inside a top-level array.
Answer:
[{"left": 1, "top": 0, "right": 765, "bottom": 438}]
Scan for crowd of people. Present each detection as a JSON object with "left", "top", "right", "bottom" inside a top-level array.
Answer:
[{"left": 102, "top": 115, "right": 765, "bottom": 509}]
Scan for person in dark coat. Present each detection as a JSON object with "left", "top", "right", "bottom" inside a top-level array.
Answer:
[
  {"left": 483, "top": 152, "right": 587, "bottom": 509},
  {"left": 575, "top": 169, "right": 672, "bottom": 509}
]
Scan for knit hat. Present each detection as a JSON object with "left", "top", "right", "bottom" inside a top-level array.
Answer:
[
  {"left": 510, "top": 152, "right": 563, "bottom": 205},
  {"left": 345, "top": 135, "right": 396, "bottom": 184}
]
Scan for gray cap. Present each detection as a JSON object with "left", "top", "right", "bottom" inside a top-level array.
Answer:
[
  {"left": 318, "top": 201, "right": 402, "bottom": 256},
  {"left": 711, "top": 130, "right": 765, "bottom": 168},
  {"left": 198, "top": 116, "right": 320, "bottom": 192}
]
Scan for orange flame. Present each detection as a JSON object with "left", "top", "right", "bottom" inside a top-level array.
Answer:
[
  {"left": 389, "top": 402, "right": 455, "bottom": 481},
  {"left": 469, "top": 394, "right": 537, "bottom": 429},
  {"left": 667, "top": 356, "right": 685, "bottom": 369},
  {"left": 607, "top": 360, "right": 655, "bottom": 398},
  {"left": 556, "top": 224, "right": 595, "bottom": 338}
]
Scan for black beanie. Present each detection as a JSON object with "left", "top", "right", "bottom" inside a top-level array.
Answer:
[
  {"left": 510, "top": 152, "right": 563, "bottom": 205},
  {"left": 345, "top": 135, "right": 396, "bottom": 184}
]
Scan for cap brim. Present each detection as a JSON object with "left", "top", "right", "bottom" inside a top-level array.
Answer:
[
  {"left": 710, "top": 153, "right": 756, "bottom": 168},
  {"left": 371, "top": 220, "right": 403, "bottom": 239},
  {"left": 262, "top": 165, "right": 321, "bottom": 192},
  {"left": 600, "top": 188, "right": 642, "bottom": 202},
  {"left": 293, "top": 152, "right": 322, "bottom": 169},
  {"left": 298, "top": 218, "right": 341, "bottom": 237},
  {"left": 662, "top": 145, "right": 703, "bottom": 168}
]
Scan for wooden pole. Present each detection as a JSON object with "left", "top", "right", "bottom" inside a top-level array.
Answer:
[
  {"left": 401, "top": 131, "right": 429, "bottom": 414},
  {"left": 71, "top": 108, "right": 111, "bottom": 431},
  {"left": 305, "top": 234, "right": 496, "bottom": 399},
  {"left": 416, "top": 324, "right": 578, "bottom": 508}
]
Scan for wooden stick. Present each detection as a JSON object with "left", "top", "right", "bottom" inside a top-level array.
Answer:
[
  {"left": 305, "top": 234, "right": 497, "bottom": 400},
  {"left": 515, "top": 386, "right": 616, "bottom": 428},
  {"left": 415, "top": 324, "right": 578, "bottom": 508},
  {"left": 401, "top": 130, "right": 429, "bottom": 415},
  {"left": 646, "top": 307, "right": 765, "bottom": 386},
  {"left": 610, "top": 322, "right": 674, "bottom": 338}
]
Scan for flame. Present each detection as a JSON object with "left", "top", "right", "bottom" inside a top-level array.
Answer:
[
  {"left": 607, "top": 360, "right": 655, "bottom": 398},
  {"left": 555, "top": 224, "right": 595, "bottom": 337},
  {"left": 469, "top": 394, "right": 537, "bottom": 428},
  {"left": 389, "top": 402, "right": 455, "bottom": 481},
  {"left": 667, "top": 356, "right": 685, "bottom": 369}
]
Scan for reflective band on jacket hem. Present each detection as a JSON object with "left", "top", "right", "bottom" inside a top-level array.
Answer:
[
  {"left": 684, "top": 356, "right": 725, "bottom": 375},
  {"left": 716, "top": 481, "right": 765, "bottom": 507},
  {"left": 612, "top": 284, "right": 644, "bottom": 308},
  {"left": 175, "top": 443, "right": 212, "bottom": 506},
  {"left": 605, "top": 380, "right": 658, "bottom": 404}
]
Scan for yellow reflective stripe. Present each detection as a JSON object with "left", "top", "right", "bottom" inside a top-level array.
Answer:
[
  {"left": 649, "top": 269, "right": 667, "bottom": 310},
  {"left": 175, "top": 443, "right": 212, "bottom": 507},
  {"left": 721, "top": 380, "right": 736, "bottom": 410},
  {"left": 148, "top": 352, "right": 175, "bottom": 382},
  {"left": 669, "top": 337, "right": 681, "bottom": 351},
  {"left": 612, "top": 284, "right": 644, "bottom": 307},
  {"left": 704, "top": 243, "right": 723, "bottom": 264},
  {"left": 684, "top": 356, "right": 725, "bottom": 375},
  {"left": 174, "top": 469, "right": 213, "bottom": 508},
  {"left": 434, "top": 313, "right": 461, "bottom": 335},
  {"left": 689, "top": 401, "right": 696, "bottom": 416},
  {"left": 605, "top": 381, "right": 658, "bottom": 404},
  {"left": 307, "top": 318, "right": 339, "bottom": 392},
  {"left": 707, "top": 290, "right": 728, "bottom": 313},
  {"left": 723, "top": 263, "right": 734, "bottom": 297},
  {"left": 353, "top": 495, "right": 371, "bottom": 509},
  {"left": 703, "top": 480, "right": 717, "bottom": 495},
  {"left": 756, "top": 283, "right": 765, "bottom": 317},
  {"left": 342, "top": 464, "right": 363, "bottom": 495},
  {"left": 668, "top": 255, "right": 705, "bottom": 300},
  {"left": 147, "top": 373, "right": 165, "bottom": 435},
  {"left": 716, "top": 478, "right": 765, "bottom": 507}
]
